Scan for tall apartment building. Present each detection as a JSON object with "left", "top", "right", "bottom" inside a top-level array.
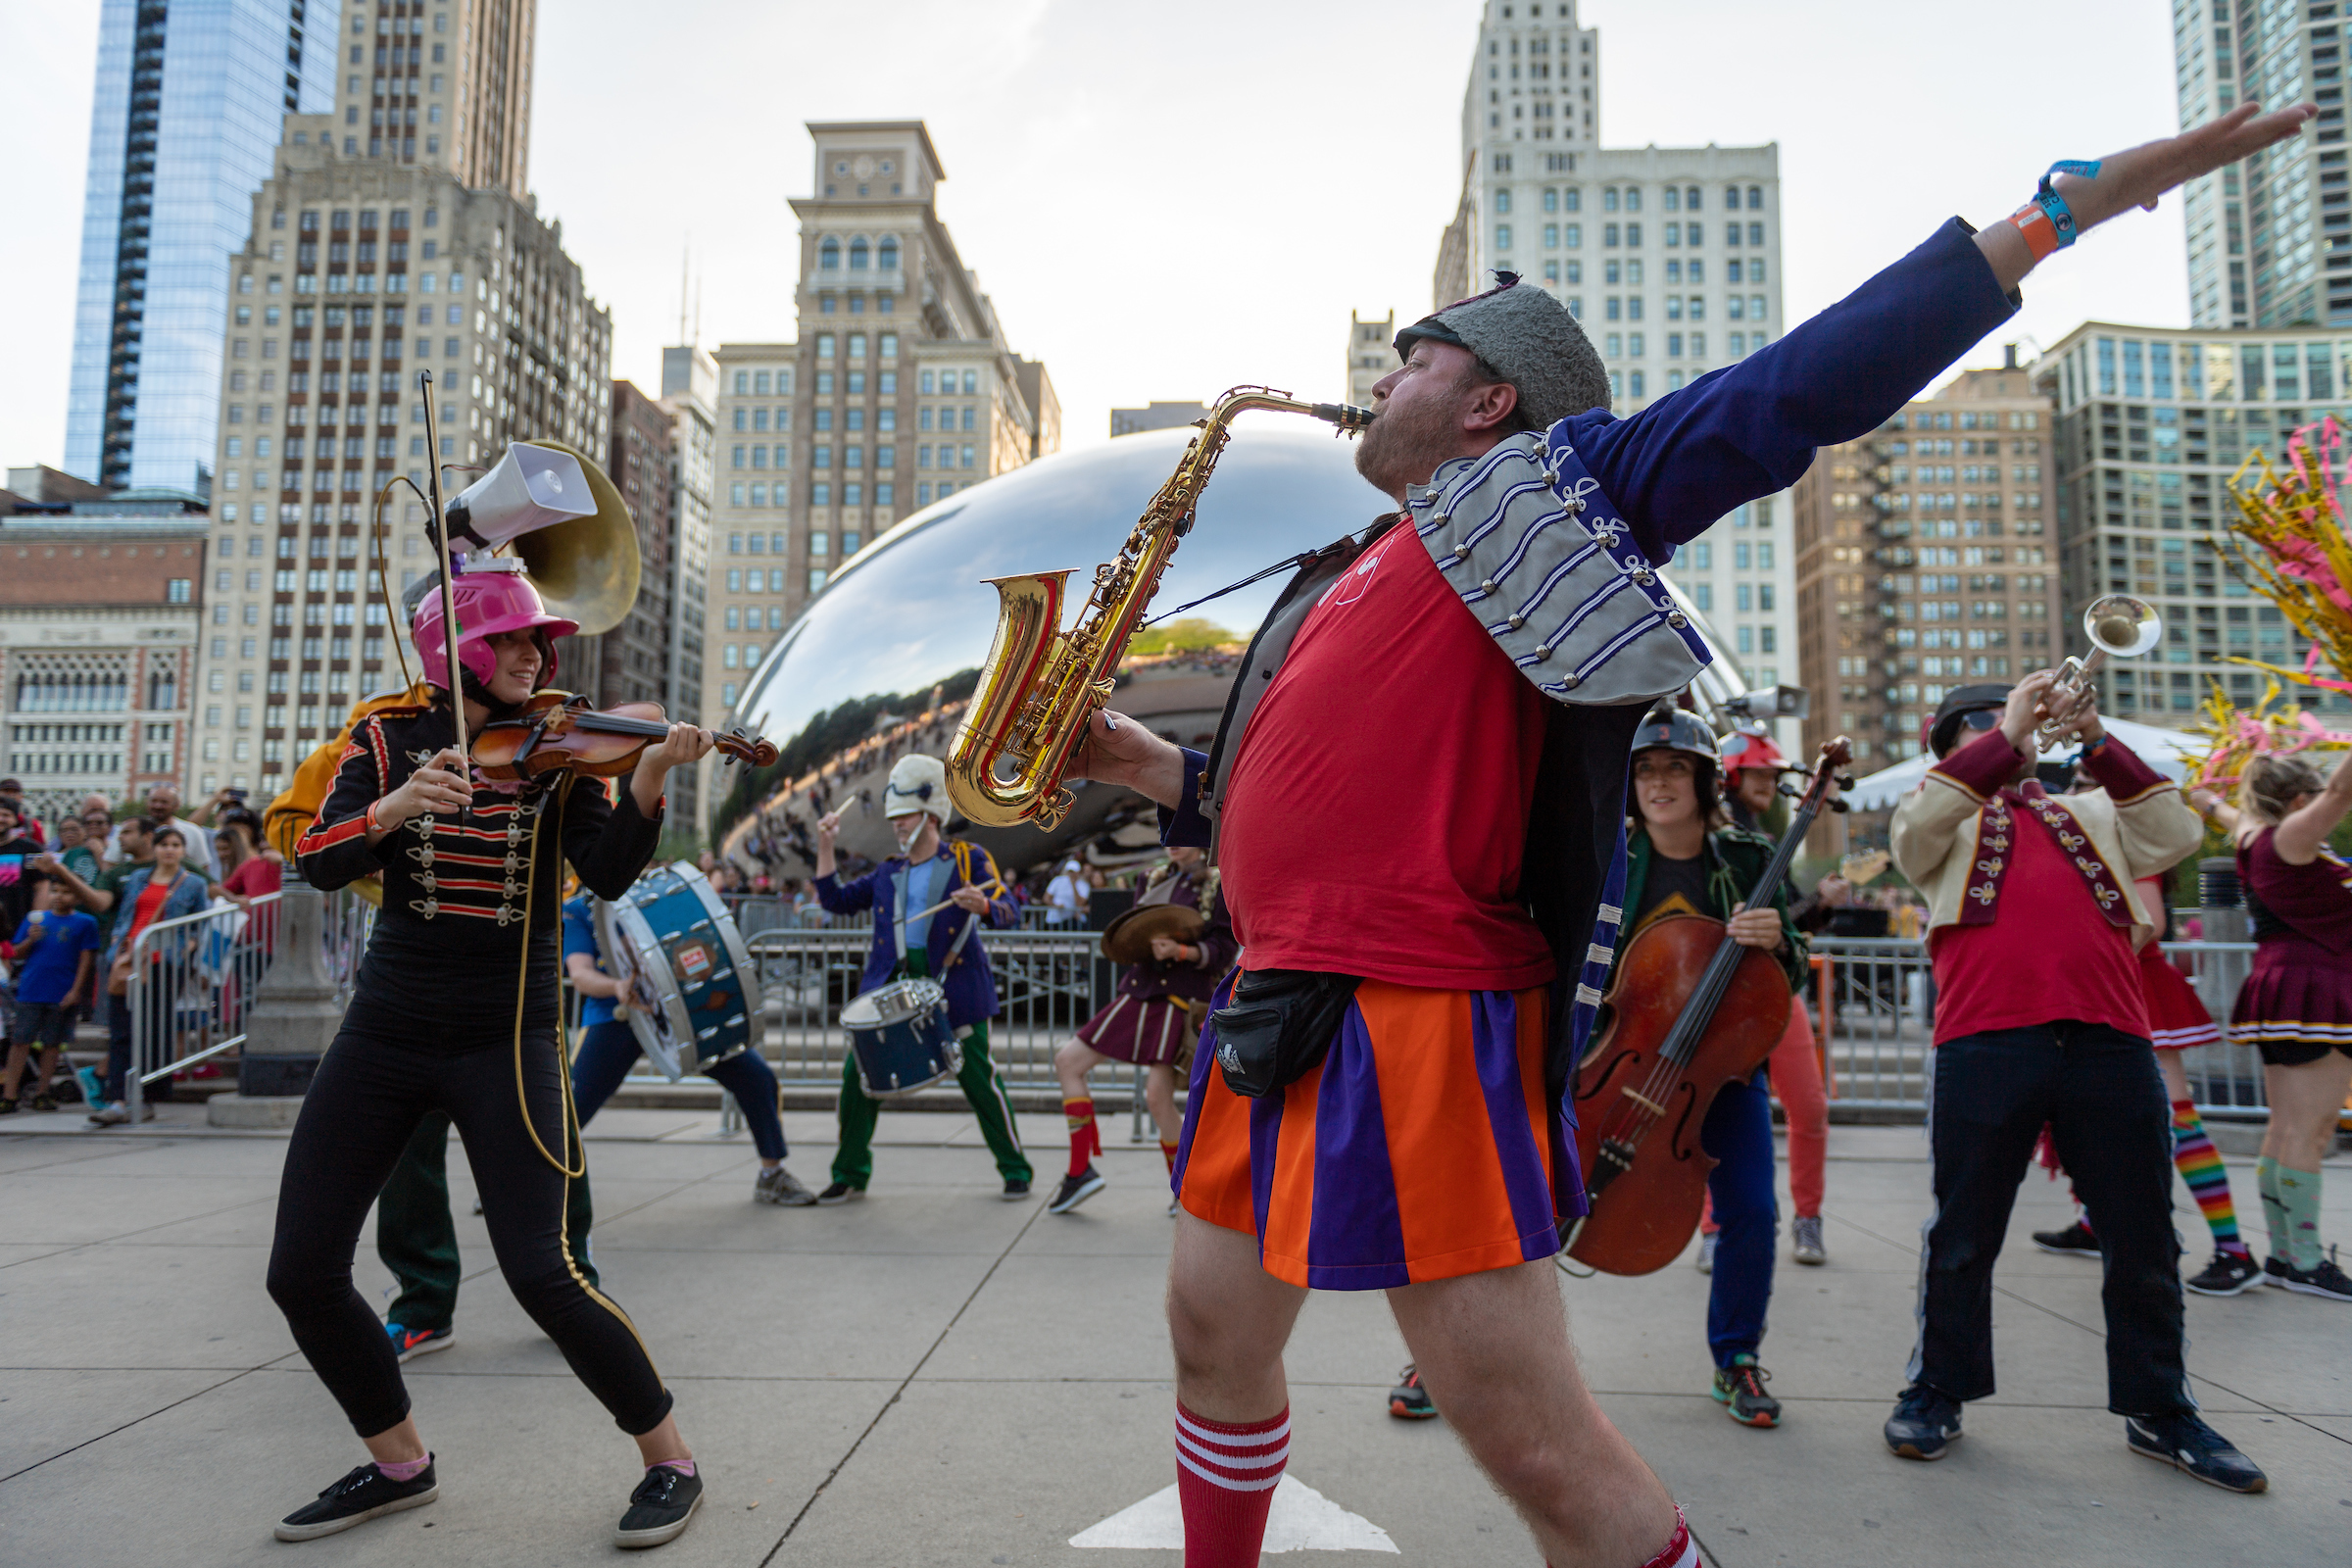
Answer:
[
  {"left": 1445, "top": 1, "right": 1792, "bottom": 686},
  {"left": 1108, "top": 402, "right": 1208, "bottom": 438},
  {"left": 701, "top": 121, "right": 1059, "bottom": 746},
  {"left": 1346, "top": 313, "right": 1395, "bottom": 408},
  {"left": 2174, "top": 0, "right": 2345, "bottom": 329},
  {"left": 186, "top": 0, "right": 610, "bottom": 802},
  {"left": 1790, "top": 359, "right": 2059, "bottom": 768},
  {"left": 66, "top": 0, "right": 343, "bottom": 493},
  {"left": 661, "top": 343, "right": 716, "bottom": 832},
  {"left": 1, "top": 496, "right": 211, "bottom": 826},
  {"left": 2036, "top": 320, "right": 2352, "bottom": 722},
  {"left": 564, "top": 380, "right": 676, "bottom": 712}
]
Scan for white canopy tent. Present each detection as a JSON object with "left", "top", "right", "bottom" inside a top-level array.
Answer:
[{"left": 1842, "top": 715, "right": 2202, "bottom": 812}]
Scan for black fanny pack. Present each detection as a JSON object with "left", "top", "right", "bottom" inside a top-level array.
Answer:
[{"left": 1208, "top": 968, "right": 1362, "bottom": 1100}]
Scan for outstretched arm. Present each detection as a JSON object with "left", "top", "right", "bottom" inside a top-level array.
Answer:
[
  {"left": 1973, "top": 103, "right": 2317, "bottom": 292},
  {"left": 1581, "top": 102, "right": 2318, "bottom": 560}
]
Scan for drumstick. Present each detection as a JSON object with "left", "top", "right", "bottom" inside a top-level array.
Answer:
[{"left": 895, "top": 876, "right": 1005, "bottom": 930}]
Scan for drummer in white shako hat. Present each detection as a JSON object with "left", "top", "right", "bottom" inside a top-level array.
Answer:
[{"left": 812, "top": 755, "right": 1034, "bottom": 1201}]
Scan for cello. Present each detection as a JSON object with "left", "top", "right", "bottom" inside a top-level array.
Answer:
[{"left": 1566, "top": 733, "right": 1854, "bottom": 1276}]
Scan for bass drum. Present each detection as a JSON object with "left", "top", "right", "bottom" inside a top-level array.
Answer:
[{"left": 594, "top": 861, "right": 760, "bottom": 1083}]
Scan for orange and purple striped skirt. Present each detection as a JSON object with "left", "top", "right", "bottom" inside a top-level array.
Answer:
[{"left": 1173, "top": 977, "right": 1582, "bottom": 1290}]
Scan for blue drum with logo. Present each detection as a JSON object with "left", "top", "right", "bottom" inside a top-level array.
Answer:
[
  {"left": 595, "top": 861, "right": 759, "bottom": 1083},
  {"left": 841, "top": 978, "right": 960, "bottom": 1098}
]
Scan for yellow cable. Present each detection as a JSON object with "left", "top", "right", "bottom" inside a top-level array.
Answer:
[{"left": 513, "top": 773, "right": 585, "bottom": 1178}]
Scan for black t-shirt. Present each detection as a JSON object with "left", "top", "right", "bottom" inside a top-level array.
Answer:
[
  {"left": 1635, "top": 847, "right": 1713, "bottom": 932},
  {"left": 0, "top": 833, "right": 43, "bottom": 937}
]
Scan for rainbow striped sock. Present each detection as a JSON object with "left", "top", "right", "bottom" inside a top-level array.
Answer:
[{"left": 2171, "top": 1100, "right": 2247, "bottom": 1257}]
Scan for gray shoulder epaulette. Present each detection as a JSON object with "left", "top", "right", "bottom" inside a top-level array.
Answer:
[{"left": 1406, "top": 428, "right": 1709, "bottom": 705}]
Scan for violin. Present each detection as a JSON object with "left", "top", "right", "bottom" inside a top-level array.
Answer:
[
  {"left": 1566, "top": 733, "right": 1855, "bottom": 1276},
  {"left": 471, "top": 692, "right": 780, "bottom": 782}
]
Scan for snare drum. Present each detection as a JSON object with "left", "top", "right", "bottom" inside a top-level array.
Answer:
[
  {"left": 842, "top": 978, "right": 961, "bottom": 1099},
  {"left": 595, "top": 862, "right": 760, "bottom": 1084}
]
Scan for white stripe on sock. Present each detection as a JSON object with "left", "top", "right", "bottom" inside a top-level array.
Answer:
[
  {"left": 1176, "top": 1430, "right": 1290, "bottom": 1471},
  {"left": 1174, "top": 1446, "right": 1287, "bottom": 1493},
  {"left": 1174, "top": 1411, "right": 1292, "bottom": 1449}
]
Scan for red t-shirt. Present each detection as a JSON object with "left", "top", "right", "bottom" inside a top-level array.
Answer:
[
  {"left": 1928, "top": 801, "right": 2148, "bottom": 1046},
  {"left": 1216, "top": 521, "right": 1555, "bottom": 991}
]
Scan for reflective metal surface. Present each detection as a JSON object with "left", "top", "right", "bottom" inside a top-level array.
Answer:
[{"left": 721, "top": 424, "right": 1747, "bottom": 877}]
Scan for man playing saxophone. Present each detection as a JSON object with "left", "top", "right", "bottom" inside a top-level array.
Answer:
[{"left": 1066, "top": 107, "right": 2310, "bottom": 1568}]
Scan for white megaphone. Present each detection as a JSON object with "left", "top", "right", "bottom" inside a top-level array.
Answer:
[{"left": 443, "top": 442, "right": 597, "bottom": 552}]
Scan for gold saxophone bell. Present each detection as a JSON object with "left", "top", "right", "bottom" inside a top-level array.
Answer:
[
  {"left": 948, "top": 386, "right": 1374, "bottom": 829},
  {"left": 2037, "top": 593, "right": 2161, "bottom": 747}
]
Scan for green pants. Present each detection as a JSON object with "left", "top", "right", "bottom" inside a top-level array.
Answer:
[
  {"left": 832, "top": 956, "right": 1030, "bottom": 1189},
  {"left": 376, "top": 1108, "right": 597, "bottom": 1334}
]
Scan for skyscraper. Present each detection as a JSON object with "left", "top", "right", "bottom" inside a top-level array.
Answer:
[
  {"left": 2175, "top": 0, "right": 2342, "bottom": 329},
  {"left": 66, "top": 0, "right": 343, "bottom": 493},
  {"left": 1443, "top": 0, "right": 1791, "bottom": 696},
  {"left": 184, "top": 0, "right": 612, "bottom": 802}
]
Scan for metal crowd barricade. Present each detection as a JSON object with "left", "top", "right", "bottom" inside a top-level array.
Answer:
[
  {"left": 1807, "top": 936, "right": 2269, "bottom": 1120},
  {"left": 123, "top": 887, "right": 376, "bottom": 1118},
  {"left": 724, "top": 924, "right": 1109, "bottom": 1102}
]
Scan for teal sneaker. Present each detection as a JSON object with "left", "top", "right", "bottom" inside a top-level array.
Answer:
[{"left": 1711, "top": 1354, "right": 1782, "bottom": 1428}]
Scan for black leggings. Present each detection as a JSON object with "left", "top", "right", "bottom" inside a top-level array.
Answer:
[{"left": 266, "top": 1023, "right": 673, "bottom": 1438}]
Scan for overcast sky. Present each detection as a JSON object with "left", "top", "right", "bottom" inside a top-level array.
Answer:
[{"left": 1, "top": 0, "right": 2202, "bottom": 471}]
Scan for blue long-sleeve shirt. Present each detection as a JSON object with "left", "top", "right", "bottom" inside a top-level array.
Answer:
[
  {"left": 814, "top": 840, "right": 1016, "bottom": 1031},
  {"left": 1162, "top": 217, "right": 2019, "bottom": 852}
]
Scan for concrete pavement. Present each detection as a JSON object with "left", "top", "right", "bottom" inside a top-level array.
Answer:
[{"left": 0, "top": 1105, "right": 2343, "bottom": 1566}]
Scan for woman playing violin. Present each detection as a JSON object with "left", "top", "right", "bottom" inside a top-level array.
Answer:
[
  {"left": 269, "top": 564, "right": 716, "bottom": 1551},
  {"left": 1611, "top": 706, "right": 1806, "bottom": 1430}
]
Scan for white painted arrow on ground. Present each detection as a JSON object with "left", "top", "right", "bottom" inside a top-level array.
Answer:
[{"left": 1069, "top": 1477, "right": 1399, "bottom": 1553}]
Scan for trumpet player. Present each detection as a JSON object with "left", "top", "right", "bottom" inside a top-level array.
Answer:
[
  {"left": 1883, "top": 677, "right": 2265, "bottom": 1492},
  {"left": 1069, "top": 105, "right": 2307, "bottom": 1566}
]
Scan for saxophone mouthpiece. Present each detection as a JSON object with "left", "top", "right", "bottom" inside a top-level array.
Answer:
[{"left": 1310, "top": 401, "right": 1376, "bottom": 433}]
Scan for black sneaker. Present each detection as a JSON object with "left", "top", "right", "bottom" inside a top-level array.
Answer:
[
  {"left": 614, "top": 1463, "right": 704, "bottom": 1548},
  {"left": 1002, "top": 1177, "right": 1032, "bottom": 1201},
  {"left": 2183, "top": 1251, "right": 2264, "bottom": 1298},
  {"left": 385, "top": 1321, "right": 455, "bottom": 1362},
  {"left": 1048, "top": 1166, "right": 1106, "bottom": 1214},
  {"left": 1712, "top": 1354, "right": 1782, "bottom": 1429},
  {"left": 1389, "top": 1363, "right": 1437, "bottom": 1420},
  {"left": 2124, "top": 1413, "right": 2268, "bottom": 1493},
  {"left": 2263, "top": 1253, "right": 2289, "bottom": 1287},
  {"left": 2274, "top": 1250, "right": 2352, "bottom": 1303},
  {"left": 1884, "top": 1385, "right": 1963, "bottom": 1460},
  {"left": 815, "top": 1182, "right": 863, "bottom": 1205},
  {"left": 2031, "top": 1220, "right": 2100, "bottom": 1257},
  {"left": 273, "top": 1458, "right": 439, "bottom": 1541}
]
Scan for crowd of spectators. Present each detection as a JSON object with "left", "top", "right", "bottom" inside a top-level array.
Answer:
[{"left": 0, "top": 780, "right": 284, "bottom": 1122}]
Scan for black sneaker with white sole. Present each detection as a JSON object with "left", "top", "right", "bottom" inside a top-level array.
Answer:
[
  {"left": 385, "top": 1321, "right": 455, "bottom": 1362},
  {"left": 2182, "top": 1251, "right": 2264, "bottom": 1298},
  {"left": 2030, "top": 1220, "right": 2100, "bottom": 1257},
  {"left": 1883, "top": 1384, "right": 1963, "bottom": 1460},
  {"left": 814, "top": 1182, "right": 863, "bottom": 1205},
  {"left": 273, "top": 1458, "right": 438, "bottom": 1541},
  {"left": 1049, "top": 1166, "right": 1106, "bottom": 1214},
  {"left": 614, "top": 1464, "right": 704, "bottom": 1549},
  {"left": 1002, "top": 1177, "right": 1032, "bottom": 1200},
  {"left": 2273, "top": 1250, "right": 2352, "bottom": 1302},
  {"left": 2124, "top": 1413, "right": 2267, "bottom": 1493}
]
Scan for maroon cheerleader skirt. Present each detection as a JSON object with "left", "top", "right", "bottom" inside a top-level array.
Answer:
[
  {"left": 2137, "top": 943, "right": 2219, "bottom": 1051},
  {"left": 1074, "top": 993, "right": 1198, "bottom": 1067},
  {"left": 2230, "top": 934, "right": 2352, "bottom": 1067}
]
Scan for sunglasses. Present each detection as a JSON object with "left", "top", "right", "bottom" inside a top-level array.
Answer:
[{"left": 1957, "top": 710, "right": 2000, "bottom": 732}]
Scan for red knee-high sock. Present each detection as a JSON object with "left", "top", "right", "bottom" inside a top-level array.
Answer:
[
  {"left": 1550, "top": 1506, "right": 1693, "bottom": 1568},
  {"left": 1063, "top": 1097, "right": 1098, "bottom": 1177},
  {"left": 1175, "top": 1402, "right": 1288, "bottom": 1567}
]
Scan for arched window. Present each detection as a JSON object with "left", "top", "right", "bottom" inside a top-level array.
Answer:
[
  {"left": 818, "top": 238, "right": 841, "bottom": 271},
  {"left": 849, "top": 237, "right": 870, "bottom": 270},
  {"left": 877, "top": 236, "right": 899, "bottom": 271}
]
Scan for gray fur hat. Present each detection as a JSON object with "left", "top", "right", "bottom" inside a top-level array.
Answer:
[{"left": 1394, "top": 272, "right": 1611, "bottom": 429}]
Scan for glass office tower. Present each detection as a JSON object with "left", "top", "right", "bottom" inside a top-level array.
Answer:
[{"left": 65, "top": 0, "right": 340, "bottom": 493}]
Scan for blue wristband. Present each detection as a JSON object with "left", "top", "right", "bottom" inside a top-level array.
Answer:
[{"left": 2031, "top": 160, "right": 2102, "bottom": 249}]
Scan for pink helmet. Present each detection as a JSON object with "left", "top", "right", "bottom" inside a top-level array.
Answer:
[
  {"left": 411, "top": 563, "right": 577, "bottom": 691},
  {"left": 1719, "top": 725, "right": 1789, "bottom": 775}
]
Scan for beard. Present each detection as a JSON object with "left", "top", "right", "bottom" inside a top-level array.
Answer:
[{"left": 1353, "top": 381, "right": 1474, "bottom": 498}]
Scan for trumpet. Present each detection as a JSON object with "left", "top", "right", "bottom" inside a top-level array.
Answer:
[{"left": 2036, "top": 593, "right": 2161, "bottom": 747}]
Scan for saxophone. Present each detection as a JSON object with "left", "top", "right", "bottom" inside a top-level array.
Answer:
[{"left": 946, "top": 385, "right": 1374, "bottom": 830}]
